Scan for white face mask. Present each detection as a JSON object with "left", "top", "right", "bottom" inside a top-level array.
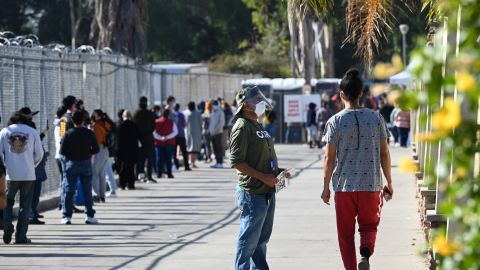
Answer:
[{"left": 255, "top": 101, "right": 266, "bottom": 116}]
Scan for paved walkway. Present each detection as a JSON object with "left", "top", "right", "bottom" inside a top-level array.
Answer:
[{"left": 0, "top": 145, "right": 426, "bottom": 270}]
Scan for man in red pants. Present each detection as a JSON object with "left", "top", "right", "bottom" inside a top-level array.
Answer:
[{"left": 321, "top": 69, "right": 394, "bottom": 270}]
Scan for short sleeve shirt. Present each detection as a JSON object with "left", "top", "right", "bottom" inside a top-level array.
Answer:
[
  {"left": 230, "top": 118, "right": 278, "bottom": 195},
  {"left": 322, "top": 108, "right": 389, "bottom": 192}
]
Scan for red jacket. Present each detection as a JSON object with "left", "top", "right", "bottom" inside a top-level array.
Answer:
[{"left": 155, "top": 117, "right": 176, "bottom": 146}]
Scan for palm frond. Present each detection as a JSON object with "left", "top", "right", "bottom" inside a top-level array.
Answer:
[
  {"left": 422, "top": 0, "right": 440, "bottom": 22},
  {"left": 287, "top": 0, "right": 333, "bottom": 19},
  {"left": 343, "top": 0, "right": 393, "bottom": 69}
]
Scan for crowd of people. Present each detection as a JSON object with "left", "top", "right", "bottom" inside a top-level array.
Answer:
[
  {"left": 305, "top": 87, "right": 411, "bottom": 150},
  {"left": 0, "top": 93, "right": 242, "bottom": 243}
]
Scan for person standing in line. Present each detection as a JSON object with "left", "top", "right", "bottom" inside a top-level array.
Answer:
[
  {"left": 378, "top": 95, "right": 394, "bottom": 144},
  {"left": 306, "top": 102, "right": 320, "bottom": 149},
  {"left": 102, "top": 113, "right": 118, "bottom": 197},
  {"left": 263, "top": 105, "right": 277, "bottom": 142},
  {"left": 0, "top": 111, "right": 44, "bottom": 244},
  {"left": 154, "top": 110, "right": 177, "bottom": 179},
  {"left": 172, "top": 104, "right": 191, "bottom": 171},
  {"left": 223, "top": 101, "right": 234, "bottom": 148},
  {"left": 90, "top": 110, "right": 111, "bottom": 203},
  {"left": 390, "top": 104, "right": 400, "bottom": 147},
  {"left": 202, "top": 100, "right": 213, "bottom": 163},
  {"left": 60, "top": 111, "right": 99, "bottom": 225},
  {"left": 76, "top": 99, "right": 91, "bottom": 126},
  {"left": 133, "top": 96, "right": 156, "bottom": 182},
  {"left": 394, "top": 108, "right": 411, "bottom": 148},
  {"left": 165, "top": 96, "right": 176, "bottom": 112},
  {"left": 185, "top": 102, "right": 202, "bottom": 169},
  {"left": 58, "top": 96, "right": 84, "bottom": 214},
  {"left": 17, "top": 107, "right": 49, "bottom": 225},
  {"left": 321, "top": 69, "right": 393, "bottom": 270},
  {"left": 209, "top": 100, "right": 226, "bottom": 169},
  {"left": 116, "top": 110, "right": 141, "bottom": 190},
  {"left": 316, "top": 101, "right": 334, "bottom": 149},
  {"left": 231, "top": 87, "right": 291, "bottom": 270}
]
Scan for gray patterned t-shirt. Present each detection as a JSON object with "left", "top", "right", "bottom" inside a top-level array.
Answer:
[{"left": 322, "top": 108, "right": 389, "bottom": 192}]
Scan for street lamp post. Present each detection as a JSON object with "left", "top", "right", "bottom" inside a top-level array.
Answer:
[{"left": 399, "top": 24, "right": 410, "bottom": 66}]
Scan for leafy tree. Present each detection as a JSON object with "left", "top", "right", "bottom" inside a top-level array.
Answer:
[
  {"left": 36, "top": 0, "right": 92, "bottom": 47},
  {"left": 0, "top": 0, "right": 41, "bottom": 34},
  {"left": 145, "top": 0, "right": 253, "bottom": 62}
]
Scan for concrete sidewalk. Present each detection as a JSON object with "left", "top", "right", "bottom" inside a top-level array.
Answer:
[{"left": 0, "top": 145, "right": 427, "bottom": 270}]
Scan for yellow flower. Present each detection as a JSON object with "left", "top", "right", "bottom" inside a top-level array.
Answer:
[
  {"left": 391, "top": 54, "right": 404, "bottom": 70},
  {"left": 456, "top": 71, "right": 476, "bottom": 92},
  {"left": 432, "top": 98, "right": 462, "bottom": 133},
  {"left": 398, "top": 157, "right": 418, "bottom": 173},
  {"left": 433, "top": 235, "right": 461, "bottom": 257},
  {"left": 414, "top": 132, "right": 439, "bottom": 142},
  {"left": 455, "top": 167, "right": 468, "bottom": 178},
  {"left": 373, "top": 54, "right": 404, "bottom": 80}
]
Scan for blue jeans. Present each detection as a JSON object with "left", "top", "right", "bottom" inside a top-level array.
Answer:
[
  {"left": 3, "top": 180, "right": 35, "bottom": 242},
  {"left": 155, "top": 145, "right": 174, "bottom": 176},
  {"left": 92, "top": 146, "right": 109, "bottom": 198},
  {"left": 62, "top": 159, "right": 95, "bottom": 218},
  {"left": 29, "top": 180, "right": 43, "bottom": 220},
  {"left": 235, "top": 190, "right": 276, "bottom": 270}
]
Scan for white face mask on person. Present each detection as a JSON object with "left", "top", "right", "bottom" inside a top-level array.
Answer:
[{"left": 255, "top": 101, "right": 266, "bottom": 116}]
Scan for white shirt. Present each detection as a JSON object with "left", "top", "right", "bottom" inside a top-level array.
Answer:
[{"left": 0, "top": 124, "right": 44, "bottom": 181}]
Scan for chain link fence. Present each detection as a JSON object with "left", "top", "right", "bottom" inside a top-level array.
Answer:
[{"left": 0, "top": 46, "right": 256, "bottom": 198}]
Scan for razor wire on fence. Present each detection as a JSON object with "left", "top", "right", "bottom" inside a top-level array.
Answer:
[{"left": 0, "top": 42, "right": 256, "bottom": 198}]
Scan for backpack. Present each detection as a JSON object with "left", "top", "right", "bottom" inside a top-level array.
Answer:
[
  {"left": 105, "top": 126, "right": 117, "bottom": 157},
  {"left": 59, "top": 116, "right": 69, "bottom": 140}
]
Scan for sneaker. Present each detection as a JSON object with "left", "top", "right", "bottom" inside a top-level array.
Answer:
[
  {"left": 73, "top": 206, "right": 84, "bottom": 213},
  {"left": 185, "top": 167, "right": 192, "bottom": 171},
  {"left": 100, "top": 197, "right": 106, "bottom": 203},
  {"left": 29, "top": 219, "right": 45, "bottom": 225},
  {"left": 38, "top": 214, "right": 44, "bottom": 218},
  {"left": 3, "top": 225, "right": 14, "bottom": 244},
  {"left": 106, "top": 192, "right": 117, "bottom": 198},
  {"left": 85, "top": 217, "right": 99, "bottom": 224},
  {"left": 167, "top": 174, "right": 174, "bottom": 179},
  {"left": 210, "top": 163, "right": 224, "bottom": 169},
  {"left": 147, "top": 178, "right": 157, "bottom": 183},
  {"left": 14, "top": 238, "right": 32, "bottom": 245},
  {"left": 61, "top": 217, "right": 72, "bottom": 225},
  {"left": 358, "top": 257, "right": 370, "bottom": 270},
  {"left": 93, "top": 196, "right": 101, "bottom": 203}
]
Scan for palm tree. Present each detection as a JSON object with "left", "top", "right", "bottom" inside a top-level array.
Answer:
[
  {"left": 287, "top": 0, "right": 434, "bottom": 70},
  {"left": 88, "top": 0, "right": 148, "bottom": 60}
]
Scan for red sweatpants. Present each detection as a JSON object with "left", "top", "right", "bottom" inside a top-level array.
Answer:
[{"left": 334, "top": 191, "right": 383, "bottom": 270}]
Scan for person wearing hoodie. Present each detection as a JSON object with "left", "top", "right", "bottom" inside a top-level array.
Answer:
[
  {"left": 90, "top": 110, "right": 112, "bottom": 203},
  {"left": 209, "top": 100, "right": 226, "bottom": 169},
  {"left": 133, "top": 96, "right": 156, "bottom": 182},
  {"left": 0, "top": 111, "right": 44, "bottom": 244}
]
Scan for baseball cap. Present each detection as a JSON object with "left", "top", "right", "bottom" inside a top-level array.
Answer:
[{"left": 235, "top": 86, "right": 272, "bottom": 115}]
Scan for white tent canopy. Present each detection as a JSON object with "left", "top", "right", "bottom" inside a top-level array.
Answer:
[
  {"left": 389, "top": 63, "right": 414, "bottom": 89},
  {"left": 242, "top": 78, "right": 340, "bottom": 91}
]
